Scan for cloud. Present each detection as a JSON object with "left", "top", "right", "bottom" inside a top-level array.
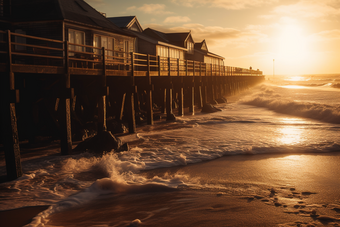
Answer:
[
  {"left": 170, "top": 0, "right": 278, "bottom": 10},
  {"left": 127, "top": 4, "right": 173, "bottom": 15},
  {"left": 310, "top": 29, "right": 340, "bottom": 42},
  {"left": 266, "top": 0, "right": 340, "bottom": 19},
  {"left": 164, "top": 16, "right": 191, "bottom": 23},
  {"left": 224, "top": 51, "right": 272, "bottom": 60},
  {"left": 144, "top": 23, "right": 267, "bottom": 48}
]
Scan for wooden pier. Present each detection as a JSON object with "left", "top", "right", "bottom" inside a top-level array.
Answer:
[{"left": 0, "top": 30, "right": 264, "bottom": 180}]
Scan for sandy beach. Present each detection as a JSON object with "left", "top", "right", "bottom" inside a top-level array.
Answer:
[{"left": 1, "top": 152, "right": 340, "bottom": 227}]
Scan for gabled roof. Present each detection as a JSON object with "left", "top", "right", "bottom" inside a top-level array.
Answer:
[
  {"left": 195, "top": 40, "right": 208, "bottom": 52},
  {"left": 166, "top": 32, "right": 193, "bottom": 48},
  {"left": 108, "top": 16, "right": 143, "bottom": 32},
  {"left": 193, "top": 40, "right": 224, "bottom": 60},
  {"left": 9, "top": 0, "right": 130, "bottom": 36},
  {"left": 143, "top": 28, "right": 193, "bottom": 48},
  {"left": 143, "top": 28, "right": 170, "bottom": 43}
]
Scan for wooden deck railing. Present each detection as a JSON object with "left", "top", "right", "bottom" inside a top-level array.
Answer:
[{"left": 0, "top": 30, "right": 263, "bottom": 76}]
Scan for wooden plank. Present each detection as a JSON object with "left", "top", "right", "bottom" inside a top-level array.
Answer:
[
  {"left": 70, "top": 68, "right": 101, "bottom": 75},
  {"left": 13, "top": 64, "right": 64, "bottom": 74}
]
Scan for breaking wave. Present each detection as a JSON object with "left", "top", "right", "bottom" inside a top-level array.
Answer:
[{"left": 242, "top": 87, "right": 340, "bottom": 124}]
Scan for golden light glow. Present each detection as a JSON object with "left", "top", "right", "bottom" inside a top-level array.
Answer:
[
  {"left": 285, "top": 76, "right": 305, "bottom": 81},
  {"left": 274, "top": 23, "right": 312, "bottom": 75},
  {"left": 277, "top": 118, "right": 305, "bottom": 145},
  {"left": 280, "top": 85, "right": 307, "bottom": 89},
  {"left": 278, "top": 126, "right": 302, "bottom": 145},
  {"left": 281, "top": 155, "right": 302, "bottom": 161}
]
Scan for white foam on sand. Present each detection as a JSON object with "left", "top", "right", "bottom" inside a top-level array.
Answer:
[{"left": 25, "top": 152, "right": 200, "bottom": 227}]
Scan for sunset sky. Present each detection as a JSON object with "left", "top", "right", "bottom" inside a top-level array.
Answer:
[{"left": 86, "top": 0, "right": 340, "bottom": 76}]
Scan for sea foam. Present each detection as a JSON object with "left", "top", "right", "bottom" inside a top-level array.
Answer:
[{"left": 242, "top": 85, "right": 340, "bottom": 124}]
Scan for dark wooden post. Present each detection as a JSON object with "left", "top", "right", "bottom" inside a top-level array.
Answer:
[
  {"left": 219, "top": 65, "right": 223, "bottom": 98},
  {"left": 127, "top": 52, "right": 136, "bottom": 133},
  {"left": 177, "top": 59, "right": 184, "bottom": 116},
  {"left": 59, "top": 41, "right": 72, "bottom": 155},
  {"left": 97, "top": 47, "right": 107, "bottom": 132},
  {"left": 166, "top": 57, "right": 173, "bottom": 120},
  {"left": 146, "top": 54, "right": 153, "bottom": 125},
  {"left": 223, "top": 66, "right": 227, "bottom": 96},
  {"left": 198, "top": 62, "right": 203, "bottom": 108},
  {"left": 211, "top": 64, "right": 215, "bottom": 102},
  {"left": 202, "top": 63, "right": 207, "bottom": 105},
  {"left": 158, "top": 56, "right": 166, "bottom": 114},
  {"left": 215, "top": 64, "right": 219, "bottom": 99},
  {"left": 158, "top": 56, "right": 161, "bottom": 77},
  {"left": 1, "top": 30, "right": 23, "bottom": 180},
  {"left": 189, "top": 61, "right": 195, "bottom": 114}
]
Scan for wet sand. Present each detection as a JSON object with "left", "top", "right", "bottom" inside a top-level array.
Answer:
[
  {"left": 2, "top": 152, "right": 339, "bottom": 227},
  {"left": 0, "top": 205, "right": 49, "bottom": 227}
]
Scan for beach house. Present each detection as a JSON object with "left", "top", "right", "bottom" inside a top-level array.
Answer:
[
  {"left": 1, "top": 0, "right": 136, "bottom": 58},
  {"left": 108, "top": 16, "right": 225, "bottom": 73}
]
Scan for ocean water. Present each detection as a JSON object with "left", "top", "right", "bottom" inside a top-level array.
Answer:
[{"left": 0, "top": 74, "right": 339, "bottom": 226}]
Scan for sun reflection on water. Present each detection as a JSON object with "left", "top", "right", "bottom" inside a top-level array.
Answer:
[
  {"left": 285, "top": 76, "right": 305, "bottom": 82},
  {"left": 277, "top": 118, "right": 305, "bottom": 145},
  {"left": 278, "top": 126, "right": 302, "bottom": 145},
  {"left": 280, "top": 85, "right": 307, "bottom": 89}
]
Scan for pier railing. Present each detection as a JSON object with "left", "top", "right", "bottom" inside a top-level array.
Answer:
[{"left": 0, "top": 30, "right": 263, "bottom": 77}]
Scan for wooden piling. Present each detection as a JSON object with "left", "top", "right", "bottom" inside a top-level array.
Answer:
[
  {"left": 166, "top": 58, "right": 173, "bottom": 120},
  {"left": 197, "top": 62, "right": 203, "bottom": 108},
  {"left": 1, "top": 100, "right": 22, "bottom": 180},
  {"left": 60, "top": 41, "right": 72, "bottom": 155},
  {"left": 127, "top": 53, "right": 136, "bottom": 133},
  {"left": 1, "top": 31, "right": 23, "bottom": 179},
  {"left": 177, "top": 59, "right": 184, "bottom": 116},
  {"left": 189, "top": 61, "right": 195, "bottom": 114},
  {"left": 146, "top": 54, "right": 153, "bottom": 125},
  {"left": 97, "top": 47, "right": 107, "bottom": 132}
]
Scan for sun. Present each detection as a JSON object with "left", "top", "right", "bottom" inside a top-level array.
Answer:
[{"left": 274, "top": 23, "right": 312, "bottom": 75}]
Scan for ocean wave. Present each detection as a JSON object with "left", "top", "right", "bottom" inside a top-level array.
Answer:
[
  {"left": 331, "top": 83, "right": 340, "bottom": 89},
  {"left": 241, "top": 88, "right": 340, "bottom": 124}
]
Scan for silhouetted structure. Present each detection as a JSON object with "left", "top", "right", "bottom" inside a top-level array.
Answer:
[{"left": 0, "top": 0, "right": 264, "bottom": 181}]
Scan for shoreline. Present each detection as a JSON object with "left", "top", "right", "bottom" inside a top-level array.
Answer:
[
  {"left": 0, "top": 205, "right": 49, "bottom": 227},
  {"left": 1, "top": 152, "right": 340, "bottom": 226}
]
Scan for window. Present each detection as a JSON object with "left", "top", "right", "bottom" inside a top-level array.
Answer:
[
  {"left": 187, "top": 41, "right": 194, "bottom": 54},
  {"left": 68, "top": 29, "right": 85, "bottom": 54},
  {"left": 168, "top": 47, "right": 184, "bottom": 59},
  {"left": 93, "top": 35, "right": 115, "bottom": 59},
  {"left": 157, "top": 45, "right": 168, "bottom": 58}
]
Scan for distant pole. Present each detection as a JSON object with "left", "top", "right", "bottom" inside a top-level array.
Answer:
[{"left": 273, "top": 59, "right": 275, "bottom": 79}]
